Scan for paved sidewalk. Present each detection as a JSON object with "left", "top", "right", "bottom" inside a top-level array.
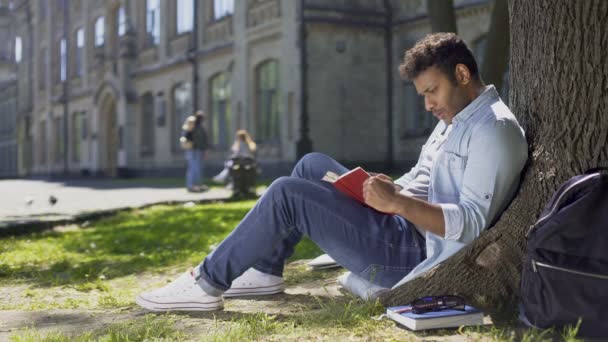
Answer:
[{"left": 0, "top": 178, "right": 238, "bottom": 232}]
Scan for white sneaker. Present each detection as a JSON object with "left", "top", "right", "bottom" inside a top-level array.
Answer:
[
  {"left": 224, "top": 267, "right": 285, "bottom": 297},
  {"left": 136, "top": 270, "right": 223, "bottom": 311}
]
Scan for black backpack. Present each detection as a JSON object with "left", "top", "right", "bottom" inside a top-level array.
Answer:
[{"left": 519, "top": 168, "right": 608, "bottom": 338}]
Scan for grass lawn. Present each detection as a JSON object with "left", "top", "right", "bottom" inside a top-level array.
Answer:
[{"left": 0, "top": 201, "right": 582, "bottom": 341}]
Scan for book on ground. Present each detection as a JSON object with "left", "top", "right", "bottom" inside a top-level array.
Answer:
[
  {"left": 386, "top": 305, "right": 484, "bottom": 331},
  {"left": 307, "top": 253, "right": 340, "bottom": 270}
]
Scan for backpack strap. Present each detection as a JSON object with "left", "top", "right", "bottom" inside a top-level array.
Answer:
[{"left": 585, "top": 167, "right": 608, "bottom": 175}]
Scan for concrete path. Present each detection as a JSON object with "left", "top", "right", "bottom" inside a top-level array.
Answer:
[{"left": 0, "top": 178, "right": 237, "bottom": 231}]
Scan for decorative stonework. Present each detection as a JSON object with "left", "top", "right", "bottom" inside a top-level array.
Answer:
[
  {"left": 204, "top": 16, "right": 233, "bottom": 44},
  {"left": 247, "top": 0, "right": 280, "bottom": 28}
]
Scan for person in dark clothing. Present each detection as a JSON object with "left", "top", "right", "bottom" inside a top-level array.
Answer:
[{"left": 180, "top": 111, "right": 209, "bottom": 192}]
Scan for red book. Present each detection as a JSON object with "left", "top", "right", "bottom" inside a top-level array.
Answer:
[
  {"left": 322, "top": 167, "right": 395, "bottom": 215},
  {"left": 325, "top": 167, "right": 369, "bottom": 204}
]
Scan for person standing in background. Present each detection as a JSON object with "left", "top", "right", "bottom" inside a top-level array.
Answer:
[{"left": 180, "top": 111, "right": 209, "bottom": 192}]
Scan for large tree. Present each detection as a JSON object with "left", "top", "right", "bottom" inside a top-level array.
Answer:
[{"left": 381, "top": 0, "right": 608, "bottom": 320}]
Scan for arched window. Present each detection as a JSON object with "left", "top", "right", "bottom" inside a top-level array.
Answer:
[
  {"left": 210, "top": 73, "right": 232, "bottom": 149},
  {"left": 172, "top": 83, "right": 191, "bottom": 152},
  {"left": 255, "top": 60, "right": 280, "bottom": 143},
  {"left": 140, "top": 92, "right": 155, "bottom": 156}
]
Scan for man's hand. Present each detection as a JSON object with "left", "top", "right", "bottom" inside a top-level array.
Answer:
[
  {"left": 363, "top": 175, "right": 399, "bottom": 213},
  {"left": 368, "top": 173, "right": 404, "bottom": 191}
]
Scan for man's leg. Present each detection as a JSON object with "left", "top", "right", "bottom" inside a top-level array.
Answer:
[
  {"left": 249, "top": 152, "right": 349, "bottom": 275},
  {"left": 196, "top": 175, "right": 425, "bottom": 296}
]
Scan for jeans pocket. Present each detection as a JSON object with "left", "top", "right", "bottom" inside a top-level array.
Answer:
[{"left": 360, "top": 264, "right": 414, "bottom": 288}]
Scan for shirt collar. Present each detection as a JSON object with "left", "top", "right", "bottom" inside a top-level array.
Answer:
[{"left": 452, "top": 85, "right": 499, "bottom": 123}]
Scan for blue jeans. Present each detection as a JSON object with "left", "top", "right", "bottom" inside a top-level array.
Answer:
[
  {"left": 196, "top": 152, "right": 426, "bottom": 295},
  {"left": 185, "top": 150, "right": 204, "bottom": 189}
]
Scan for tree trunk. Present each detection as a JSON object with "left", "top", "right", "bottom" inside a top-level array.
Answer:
[
  {"left": 381, "top": 0, "right": 608, "bottom": 321},
  {"left": 426, "top": 0, "right": 458, "bottom": 33},
  {"left": 481, "top": 0, "right": 509, "bottom": 92}
]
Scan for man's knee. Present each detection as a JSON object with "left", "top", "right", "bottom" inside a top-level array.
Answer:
[{"left": 295, "top": 152, "right": 330, "bottom": 170}]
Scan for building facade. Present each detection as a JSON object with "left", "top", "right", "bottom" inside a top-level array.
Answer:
[{"left": 1, "top": 0, "right": 497, "bottom": 178}]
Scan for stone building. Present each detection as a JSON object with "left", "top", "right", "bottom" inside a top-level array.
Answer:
[{"left": 1, "top": 0, "right": 498, "bottom": 178}]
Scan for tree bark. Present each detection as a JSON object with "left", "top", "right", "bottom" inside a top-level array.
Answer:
[
  {"left": 381, "top": 0, "right": 608, "bottom": 321},
  {"left": 481, "top": 0, "right": 509, "bottom": 92},
  {"left": 426, "top": 0, "right": 458, "bottom": 33}
]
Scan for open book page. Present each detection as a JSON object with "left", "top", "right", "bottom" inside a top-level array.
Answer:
[{"left": 321, "top": 171, "right": 340, "bottom": 183}]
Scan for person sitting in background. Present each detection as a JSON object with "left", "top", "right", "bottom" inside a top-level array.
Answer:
[
  {"left": 180, "top": 111, "right": 209, "bottom": 193},
  {"left": 212, "top": 129, "right": 257, "bottom": 184}
]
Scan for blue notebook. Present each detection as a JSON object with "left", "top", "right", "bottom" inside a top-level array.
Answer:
[{"left": 386, "top": 305, "right": 484, "bottom": 331}]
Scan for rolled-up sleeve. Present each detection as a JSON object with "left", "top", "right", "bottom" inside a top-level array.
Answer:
[{"left": 440, "top": 120, "right": 527, "bottom": 243}]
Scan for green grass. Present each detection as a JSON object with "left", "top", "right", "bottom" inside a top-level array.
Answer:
[
  {"left": 9, "top": 315, "right": 186, "bottom": 342},
  {"left": 1, "top": 200, "right": 587, "bottom": 341}
]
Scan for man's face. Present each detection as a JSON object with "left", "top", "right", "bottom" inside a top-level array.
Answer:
[{"left": 412, "top": 66, "right": 472, "bottom": 124}]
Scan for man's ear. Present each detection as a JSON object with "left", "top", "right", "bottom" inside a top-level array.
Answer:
[{"left": 454, "top": 64, "right": 471, "bottom": 85}]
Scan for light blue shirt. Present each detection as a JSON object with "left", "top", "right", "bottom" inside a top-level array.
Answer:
[{"left": 392, "top": 85, "right": 528, "bottom": 288}]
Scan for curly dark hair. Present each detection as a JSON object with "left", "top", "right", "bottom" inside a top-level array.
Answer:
[{"left": 399, "top": 32, "right": 480, "bottom": 83}]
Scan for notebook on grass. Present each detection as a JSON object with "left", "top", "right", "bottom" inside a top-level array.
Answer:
[{"left": 386, "top": 305, "right": 483, "bottom": 331}]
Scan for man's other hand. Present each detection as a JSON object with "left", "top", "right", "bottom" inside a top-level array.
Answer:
[{"left": 363, "top": 175, "right": 398, "bottom": 213}]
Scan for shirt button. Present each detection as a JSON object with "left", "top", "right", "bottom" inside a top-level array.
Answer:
[{"left": 485, "top": 195, "right": 490, "bottom": 199}]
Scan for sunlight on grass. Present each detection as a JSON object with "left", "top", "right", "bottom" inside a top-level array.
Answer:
[{"left": 0, "top": 200, "right": 322, "bottom": 310}]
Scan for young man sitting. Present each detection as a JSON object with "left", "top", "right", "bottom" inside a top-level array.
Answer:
[{"left": 136, "top": 32, "right": 528, "bottom": 311}]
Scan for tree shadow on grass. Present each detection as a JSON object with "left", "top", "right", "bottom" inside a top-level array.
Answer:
[
  {"left": 0, "top": 205, "right": 248, "bottom": 288},
  {"left": 0, "top": 203, "right": 323, "bottom": 290}
]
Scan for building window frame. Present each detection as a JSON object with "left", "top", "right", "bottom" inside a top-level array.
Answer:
[
  {"left": 140, "top": 92, "right": 155, "bottom": 156},
  {"left": 75, "top": 27, "right": 85, "bottom": 77},
  {"left": 255, "top": 59, "right": 280, "bottom": 143},
  {"left": 146, "top": 0, "right": 161, "bottom": 46},
  {"left": 176, "top": 0, "right": 193, "bottom": 34},
  {"left": 117, "top": 6, "right": 126, "bottom": 37},
  {"left": 213, "top": 0, "right": 234, "bottom": 21},
  {"left": 14, "top": 36, "right": 22, "bottom": 63},
  {"left": 94, "top": 16, "right": 105, "bottom": 47},
  {"left": 210, "top": 72, "right": 232, "bottom": 149}
]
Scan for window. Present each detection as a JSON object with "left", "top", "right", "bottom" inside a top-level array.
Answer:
[
  {"left": 39, "top": 120, "right": 47, "bottom": 165},
  {"left": 53, "top": 116, "right": 63, "bottom": 164},
  {"left": 117, "top": 6, "right": 126, "bottom": 36},
  {"left": 146, "top": 0, "right": 160, "bottom": 45},
  {"left": 140, "top": 93, "right": 155, "bottom": 156},
  {"left": 39, "top": 0, "right": 48, "bottom": 20},
  {"left": 176, "top": 0, "right": 193, "bottom": 34},
  {"left": 255, "top": 60, "right": 280, "bottom": 142},
  {"left": 210, "top": 73, "right": 232, "bottom": 148},
  {"left": 14, "top": 36, "right": 22, "bottom": 63},
  {"left": 213, "top": 0, "right": 234, "bottom": 20},
  {"left": 60, "top": 38, "right": 67, "bottom": 81},
  {"left": 72, "top": 112, "right": 85, "bottom": 162},
  {"left": 402, "top": 82, "right": 436, "bottom": 137},
  {"left": 38, "top": 47, "right": 47, "bottom": 90},
  {"left": 94, "top": 16, "right": 105, "bottom": 47},
  {"left": 75, "top": 28, "right": 85, "bottom": 76},
  {"left": 172, "top": 83, "right": 191, "bottom": 152}
]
